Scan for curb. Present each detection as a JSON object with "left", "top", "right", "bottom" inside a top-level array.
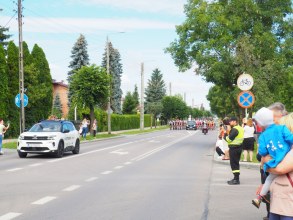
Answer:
[{"left": 213, "top": 152, "right": 260, "bottom": 170}]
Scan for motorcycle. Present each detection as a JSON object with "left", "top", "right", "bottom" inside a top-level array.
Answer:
[{"left": 202, "top": 128, "right": 208, "bottom": 135}]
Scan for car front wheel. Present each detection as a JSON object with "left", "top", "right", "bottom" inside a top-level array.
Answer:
[
  {"left": 55, "top": 141, "right": 64, "bottom": 158},
  {"left": 72, "top": 139, "right": 80, "bottom": 154},
  {"left": 18, "top": 150, "right": 27, "bottom": 158}
]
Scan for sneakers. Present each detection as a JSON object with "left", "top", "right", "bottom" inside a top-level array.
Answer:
[
  {"left": 252, "top": 194, "right": 270, "bottom": 209},
  {"left": 227, "top": 179, "right": 240, "bottom": 185},
  {"left": 0, "top": 151, "right": 4, "bottom": 155},
  {"left": 252, "top": 198, "right": 261, "bottom": 208}
]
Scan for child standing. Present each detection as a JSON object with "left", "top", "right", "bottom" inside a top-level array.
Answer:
[{"left": 252, "top": 107, "right": 293, "bottom": 208}]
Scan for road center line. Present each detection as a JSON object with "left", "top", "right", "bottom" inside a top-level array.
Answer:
[
  {"left": 31, "top": 196, "right": 56, "bottom": 205},
  {"left": 63, "top": 185, "right": 81, "bottom": 192},
  {"left": 85, "top": 177, "right": 98, "bottom": 182},
  {"left": 114, "top": 166, "right": 123, "bottom": 169},
  {"left": 101, "top": 171, "right": 112, "bottom": 175},
  {"left": 0, "top": 212, "right": 22, "bottom": 220},
  {"left": 6, "top": 168, "right": 23, "bottom": 172},
  {"left": 29, "top": 163, "right": 43, "bottom": 167},
  {"left": 132, "top": 132, "right": 196, "bottom": 161},
  {"left": 47, "top": 142, "right": 135, "bottom": 163}
]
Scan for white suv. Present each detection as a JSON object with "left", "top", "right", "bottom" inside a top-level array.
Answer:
[{"left": 17, "top": 120, "right": 80, "bottom": 158}]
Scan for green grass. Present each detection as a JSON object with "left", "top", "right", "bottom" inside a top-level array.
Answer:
[{"left": 3, "top": 142, "right": 17, "bottom": 149}]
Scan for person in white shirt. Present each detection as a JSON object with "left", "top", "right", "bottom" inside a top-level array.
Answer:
[
  {"left": 0, "top": 118, "right": 10, "bottom": 155},
  {"left": 242, "top": 118, "right": 255, "bottom": 162}
]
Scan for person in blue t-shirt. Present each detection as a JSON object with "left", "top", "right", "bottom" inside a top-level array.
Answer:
[{"left": 252, "top": 107, "right": 293, "bottom": 208}]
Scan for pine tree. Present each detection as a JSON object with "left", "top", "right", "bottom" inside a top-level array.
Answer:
[
  {"left": 52, "top": 93, "right": 63, "bottom": 118},
  {"left": 122, "top": 91, "right": 136, "bottom": 114},
  {"left": 67, "top": 34, "right": 89, "bottom": 83},
  {"left": 0, "top": 44, "right": 8, "bottom": 119},
  {"left": 6, "top": 41, "right": 20, "bottom": 136},
  {"left": 145, "top": 68, "right": 166, "bottom": 112},
  {"left": 133, "top": 84, "right": 139, "bottom": 107},
  {"left": 101, "top": 42, "right": 123, "bottom": 114},
  {"left": 31, "top": 44, "right": 53, "bottom": 121},
  {"left": 0, "top": 26, "right": 11, "bottom": 47}
]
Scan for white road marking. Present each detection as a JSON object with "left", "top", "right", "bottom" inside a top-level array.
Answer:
[
  {"left": 29, "top": 163, "right": 42, "bottom": 167},
  {"left": 110, "top": 149, "right": 129, "bottom": 155},
  {"left": 85, "top": 177, "right": 98, "bottom": 182},
  {"left": 101, "top": 171, "right": 112, "bottom": 175},
  {"left": 114, "top": 166, "right": 123, "bottom": 169},
  {"left": 63, "top": 185, "right": 81, "bottom": 192},
  {"left": 124, "top": 162, "right": 132, "bottom": 165},
  {"left": 148, "top": 140, "right": 160, "bottom": 143},
  {"left": 132, "top": 132, "right": 196, "bottom": 161},
  {"left": 32, "top": 196, "right": 56, "bottom": 205},
  {"left": 0, "top": 212, "right": 22, "bottom": 220},
  {"left": 6, "top": 168, "right": 23, "bottom": 172},
  {"left": 48, "top": 142, "right": 134, "bottom": 163}
]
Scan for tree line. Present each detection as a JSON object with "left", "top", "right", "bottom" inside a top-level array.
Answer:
[{"left": 166, "top": 0, "right": 293, "bottom": 118}]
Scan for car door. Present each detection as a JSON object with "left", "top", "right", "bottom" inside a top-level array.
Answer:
[{"left": 61, "top": 123, "right": 70, "bottom": 148}]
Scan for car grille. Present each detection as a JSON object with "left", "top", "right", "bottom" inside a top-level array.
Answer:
[
  {"left": 20, "top": 147, "right": 50, "bottom": 151},
  {"left": 23, "top": 136, "right": 48, "bottom": 140}
]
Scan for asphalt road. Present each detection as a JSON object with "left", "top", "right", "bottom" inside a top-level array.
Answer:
[{"left": 0, "top": 129, "right": 266, "bottom": 220}]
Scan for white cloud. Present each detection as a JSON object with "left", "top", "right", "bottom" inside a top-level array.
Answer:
[
  {"left": 1, "top": 16, "right": 176, "bottom": 34},
  {"left": 73, "top": 0, "right": 185, "bottom": 15}
]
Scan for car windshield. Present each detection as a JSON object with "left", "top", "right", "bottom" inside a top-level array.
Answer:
[
  {"left": 187, "top": 121, "right": 195, "bottom": 125},
  {"left": 29, "top": 121, "right": 61, "bottom": 132}
]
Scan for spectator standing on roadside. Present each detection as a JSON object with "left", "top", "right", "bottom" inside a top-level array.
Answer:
[
  {"left": 92, "top": 119, "right": 97, "bottom": 137},
  {"left": 252, "top": 107, "right": 293, "bottom": 209},
  {"left": 0, "top": 118, "right": 10, "bottom": 155},
  {"left": 242, "top": 118, "right": 255, "bottom": 162},
  {"left": 224, "top": 116, "right": 244, "bottom": 185},
  {"left": 81, "top": 118, "right": 89, "bottom": 138}
]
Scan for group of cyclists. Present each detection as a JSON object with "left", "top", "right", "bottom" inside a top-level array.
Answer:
[{"left": 169, "top": 118, "right": 216, "bottom": 131}]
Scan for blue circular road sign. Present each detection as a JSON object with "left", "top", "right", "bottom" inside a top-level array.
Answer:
[
  {"left": 15, "top": 93, "right": 28, "bottom": 108},
  {"left": 237, "top": 91, "right": 255, "bottom": 108}
]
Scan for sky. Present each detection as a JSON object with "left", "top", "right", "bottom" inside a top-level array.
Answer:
[{"left": 0, "top": 0, "right": 213, "bottom": 109}]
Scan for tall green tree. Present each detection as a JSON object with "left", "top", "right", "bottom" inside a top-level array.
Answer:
[
  {"left": 162, "top": 96, "right": 188, "bottom": 121},
  {"left": 67, "top": 34, "right": 90, "bottom": 83},
  {"left": 145, "top": 68, "right": 166, "bottom": 113},
  {"left": 0, "top": 44, "right": 8, "bottom": 119},
  {"left": 70, "top": 65, "right": 109, "bottom": 132},
  {"left": 101, "top": 42, "right": 123, "bottom": 114},
  {"left": 52, "top": 93, "right": 63, "bottom": 118},
  {"left": 0, "top": 26, "right": 11, "bottom": 47},
  {"left": 166, "top": 0, "right": 293, "bottom": 115},
  {"left": 31, "top": 44, "right": 53, "bottom": 121},
  {"left": 6, "top": 41, "right": 19, "bottom": 137},
  {"left": 133, "top": 84, "right": 139, "bottom": 107},
  {"left": 122, "top": 91, "right": 137, "bottom": 114}
]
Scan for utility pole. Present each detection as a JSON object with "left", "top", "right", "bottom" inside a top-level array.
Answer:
[
  {"left": 140, "top": 62, "right": 144, "bottom": 131},
  {"left": 18, "top": 0, "right": 25, "bottom": 133},
  {"left": 169, "top": 82, "right": 172, "bottom": 96},
  {"left": 106, "top": 36, "right": 111, "bottom": 134}
]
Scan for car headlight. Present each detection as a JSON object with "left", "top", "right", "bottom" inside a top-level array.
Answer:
[
  {"left": 48, "top": 135, "right": 57, "bottom": 140},
  {"left": 18, "top": 135, "right": 24, "bottom": 140}
]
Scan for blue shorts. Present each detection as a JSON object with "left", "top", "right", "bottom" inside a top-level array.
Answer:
[{"left": 270, "top": 213, "right": 293, "bottom": 220}]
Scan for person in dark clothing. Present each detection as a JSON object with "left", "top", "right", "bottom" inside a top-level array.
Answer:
[{"left": 224, "top": 116, "right": 244, "bottom": 185}]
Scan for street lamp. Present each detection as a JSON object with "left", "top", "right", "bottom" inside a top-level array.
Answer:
[{"left": 106, "top": 32, "right": 125, "bottom": 134}]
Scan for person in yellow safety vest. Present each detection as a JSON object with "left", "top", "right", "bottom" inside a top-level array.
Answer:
[{"left": 224, "top": 116, "right": 244, "bottom": 185}]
